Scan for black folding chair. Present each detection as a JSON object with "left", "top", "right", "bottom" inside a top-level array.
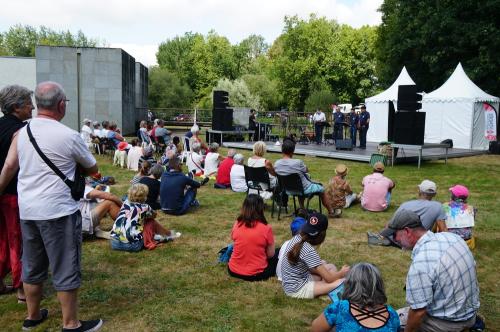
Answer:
[
  {"left": 276, "top": 173, "right": 322, "bottom": 219},
  {"left": 244, "top": 166, "right": 277, "bottom": 216}
]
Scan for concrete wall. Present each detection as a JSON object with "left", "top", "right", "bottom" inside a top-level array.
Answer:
[
  {"left": 0, "top": 56, "right": 37, "bottom": 91},
  {"left": 135, "top": 62, "right": 148, "bottom": 130},
  {"left": 35, "top": 46, "right": 141, "bottom": 134}
]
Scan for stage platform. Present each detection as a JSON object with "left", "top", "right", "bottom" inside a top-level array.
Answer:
[{"left": 223, "top": 141, "right": 486, "bottom": 166}]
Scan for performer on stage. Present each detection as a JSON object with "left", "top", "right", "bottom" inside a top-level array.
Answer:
[
  {"left": 358, "top": 105, "right": 370, "bottom": 149},
  {"left": 333, "top": 106, "right": 345, "bottom": 140},
  {"left": 313, "top": 108, "right": 326, "bottom": 144},
  {"left": 349, "top": 107, "right": 359, "bottom": 147},
  {"left": 248, "top": 109, "right": 257, "bottom": 141}
]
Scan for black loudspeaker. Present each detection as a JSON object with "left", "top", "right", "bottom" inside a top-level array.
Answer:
[
  {"left": 387, "top": 101, "right": 396, "bottom": 142},
  {"left": 213, "top": 90, "right": 229, "bottom": 108},
  {"left": 336, "top": 139, "right": 353, "bottom": 150},
  {"left": 393, "top": 112, "right": 426, "bottom": 145},
  {"left": 222, "top": 109, "right": 233, "bottom": 131},
  {"left": 397, "top": 85, "right": 422, "bottom": 112},
  {"left": 440, "top": 139, "right": 453, "bottom": 148},
  {"left": 489, "top": 141, "right": 500, "bottom": 154}
]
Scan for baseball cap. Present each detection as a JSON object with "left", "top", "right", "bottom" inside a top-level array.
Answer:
[
  {"left": 418, "top": 180, "right": 437, "bottom": 194},
  {"left": 373, "top": 162, "right": 385, "bottom": 172},
  {"left": 380, "top": 209, "right": 423, "bottom": 238},
  {"left": 449, "top": 185, "right": 469, "bottom": 198},
  {"left": 301, "top": 212, "right": 328, "bottom": 237},
  {"left": 290, "top": 217, "right": 307, "bottom": 236}
]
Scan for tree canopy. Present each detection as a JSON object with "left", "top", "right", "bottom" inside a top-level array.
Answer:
[
  {"left": 0, "top": 24, "right": 102, "bottom": 57},
  {"left": 376, "top": 0, "right": 500, "bottom": 96}
]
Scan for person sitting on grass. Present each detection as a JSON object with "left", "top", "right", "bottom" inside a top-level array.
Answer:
[
  {"left": 442, "top": 184, "right": 476, "bottom": 249},
  {"left": 131, "top": 160, "right": 151, "bottom": 185},
  {"left": 228, "top": 194, "right": 278, "bottom": 281},
  {"left": 203, "top": 142, "right": 224, "bottom": 178},
  {"left": 274, "top": 138, "right": 336, "bottom": 217},
  {"left": 161, "top": 136, "right": 182, "bottom": 165},
  {"left": 280, "top": 212, "right": 350, "bottom": 299},
  {"left": 189, "top": 124, "right": 208, "bottom": 155},
  {"left": 276, "top": 208, "right": 308, "bottom": 282},
  {"left": 139, "top": 164, "right": 164, "bottom": 210},
  {"left": 186, "top": 141, "right": 204, "bottom": 177},
  {"left": 138, "top": 145, "right": 157, "bottom": 169},
  {"left": 80, "top": 185, "right": 123, "bottom": 239},
  {"left": 214, "top": 149, "right": 236, "bottom": 189},
  {"left": 127, "top": 139, "right": 143, "bottom": 171},
  {"left": 230, "top": 153, "right": 247, "bottom": 193},
  {"left": 110, "top": 184, "right": 179, "bottom": 252},
  {"left": 324, "top": 164, "right": 358, "bottom": 218},
  {"left": 311, "top": 262, "right": 400, "bottom": 332},
  {"left": 360, "top": 162, "right": 395, "bottom": 212},
  {"left": 160, "top": 156, "right": 207, "bottom": 215},
  {"left": 367, "top": 179, "right": 446, "bottom": 247}
]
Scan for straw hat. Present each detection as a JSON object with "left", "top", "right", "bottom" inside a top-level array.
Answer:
[{"left": 335, "top": 164, "right": 348, "bottom": 176}]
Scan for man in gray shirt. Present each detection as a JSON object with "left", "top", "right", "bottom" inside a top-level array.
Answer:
[
  {"left": 274, "top": 138, "right": 336, "bottom": 216},
  {"left": 368, "top": 179, "right": 446, "bottom": 246}
]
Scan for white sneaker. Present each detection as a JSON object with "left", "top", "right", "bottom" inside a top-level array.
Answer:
[{"left": 166, "top": 231, "right": 182, "bottom": 241}]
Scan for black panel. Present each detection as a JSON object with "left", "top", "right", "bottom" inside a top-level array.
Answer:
[
  {"left": 393, "top": 112, "right": 426, "bottom": 145},
  {"left": 397, "top": 85, "right": 422, "bottom": 112},
  {"left": 335, "top": 139, "right": 353, "bottom": 150},
  {"left": 388, "top": 101, "right": 395, "bottom": 142}
]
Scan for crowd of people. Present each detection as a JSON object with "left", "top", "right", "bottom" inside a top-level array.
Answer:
[{"left": 0, "top": 82, "right": 483, "bottom": 332}]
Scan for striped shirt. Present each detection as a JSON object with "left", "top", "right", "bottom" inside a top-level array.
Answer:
[
  {"left": 406, "top": 231, "right": 480, "bottom": 321},
  {"left": 280, "top": 235, "right": 322, "bottom": 294}
]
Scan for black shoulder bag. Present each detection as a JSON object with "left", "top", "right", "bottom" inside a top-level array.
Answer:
[{"left": 27, "top": 123, "right": 85, "bottom": 201}]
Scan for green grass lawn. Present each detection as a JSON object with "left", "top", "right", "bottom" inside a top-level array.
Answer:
[{"left": 1, "top": 151, "right": 499, "bottom": 331}]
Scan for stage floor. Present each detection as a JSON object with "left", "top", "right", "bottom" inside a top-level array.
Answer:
[{"left": 223, "top": 141, "right": 486, "bottom": 165}]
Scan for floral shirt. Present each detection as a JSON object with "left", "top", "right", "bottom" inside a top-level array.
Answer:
[
  {"left": 325, "top": 176, "right": 352, "bottom": 209},
  {"left": 111, "top": 200, "right": 154, "bottom": 244}
]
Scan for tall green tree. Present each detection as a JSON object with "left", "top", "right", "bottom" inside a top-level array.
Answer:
[
  {"left": 376, "top": 0, "right": 500, "bottom": 95},
  {"left": 241, "top": 74, "right": 282, "bottom": 111},
  {"left": 269, "top": 15, "right": 338, "bottom": 111},
  {"left": 0, "top": 24, "right": 101, "bottom": 57},
  {"left": 148, "top": 67, "right": 194, "bottom": 108}
]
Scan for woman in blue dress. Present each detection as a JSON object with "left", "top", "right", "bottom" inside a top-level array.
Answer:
[{"left": 312, "top": 262, "right": 400, "bottom": 332}]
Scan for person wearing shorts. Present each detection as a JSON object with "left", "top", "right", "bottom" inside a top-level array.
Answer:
[
  {"left": 274, "top": 138, "right": 336, "bottom": 217},
  {"left": 0, "top": 82, "right": 103, "bottom": 331}
]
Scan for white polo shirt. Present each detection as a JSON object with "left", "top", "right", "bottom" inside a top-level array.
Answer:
[{"left": 17, "top": 117, "right": 96, "bottom": 220}]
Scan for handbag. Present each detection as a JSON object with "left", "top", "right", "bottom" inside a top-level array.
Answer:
[{"left": 27, "top": 123, "right": 86, "bottom": 201}]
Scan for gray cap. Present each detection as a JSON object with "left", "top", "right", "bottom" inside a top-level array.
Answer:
[{"left": 380, "top": 209, "right": 423, "bottom": 238}]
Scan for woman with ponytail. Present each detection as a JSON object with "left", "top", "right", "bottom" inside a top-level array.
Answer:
[
  {"left": 280, "top": 212, "right": 349, "bottom": 298},
  {"left": 228, "top": 194, "right": 278, "bottom": 281}
]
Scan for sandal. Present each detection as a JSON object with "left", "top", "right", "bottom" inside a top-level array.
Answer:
[{"left": 17, "top": 297, "right": 27, "bottom": 304}]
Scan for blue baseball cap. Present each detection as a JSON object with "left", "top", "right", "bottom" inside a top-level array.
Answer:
[{"left": 290, "top": 217, "right": 307, "bottom": 235}]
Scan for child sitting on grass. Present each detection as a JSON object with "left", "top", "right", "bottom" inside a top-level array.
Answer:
[
  {"left": 110, "top": 184, "right": 180, "bottom": 252},
  {"left": 280, "top": 212, "right": 350, "bottom": 299},
  {"left": 324, "top": 164, "right": 358, "bottom": 218}
]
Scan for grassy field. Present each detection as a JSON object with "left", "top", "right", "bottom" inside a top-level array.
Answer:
[{"left": 0, "top": 150, "right": 499, "bottom": 331}]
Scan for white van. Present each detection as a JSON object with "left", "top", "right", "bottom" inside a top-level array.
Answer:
[{"left": 337, "top": 103, "right": 352, "bottom": 114}]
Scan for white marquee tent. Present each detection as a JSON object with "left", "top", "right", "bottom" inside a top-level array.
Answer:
[
  {"left": 365, "top": 66, "right": 417, "bottom": 143},
  {"left": 422, "top": 63, "right": 499, "bottom": 150}
]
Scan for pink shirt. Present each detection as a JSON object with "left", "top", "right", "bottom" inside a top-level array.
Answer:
[{"left": 361, "top": 173, "right": 394, "bottom": 212}]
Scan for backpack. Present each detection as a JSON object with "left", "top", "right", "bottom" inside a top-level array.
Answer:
[{"left": 218, "top": 244, "right": 233, "bottom": 263}]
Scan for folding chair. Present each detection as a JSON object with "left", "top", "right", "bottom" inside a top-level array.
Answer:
[
  {"left": 180, "top": 136, "right": 191, "bottom": 164},
  {"left": 276, "top": 173, "right": 322, "bottom": 220},
  {"left": 369, "top": 153, "right": 388, "bottom": 167}
]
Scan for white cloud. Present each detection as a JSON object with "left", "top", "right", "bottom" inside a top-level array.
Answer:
[{"left": 1, "top": 0, "right": 382, "bottom": 66}]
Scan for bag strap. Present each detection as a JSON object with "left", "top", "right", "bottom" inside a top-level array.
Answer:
[{"left": 26, "top": 123, "right": 74, "bottom": 188}]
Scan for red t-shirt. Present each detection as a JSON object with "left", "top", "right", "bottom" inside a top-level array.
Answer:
[
  {"left": 228, "top": 220, "right": 274, "bottom": 276},
  {"left": 216, "top": 157, "right": 234, "bottom": 185}
]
